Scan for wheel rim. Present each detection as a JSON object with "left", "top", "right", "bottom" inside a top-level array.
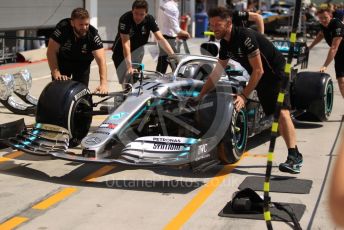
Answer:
[
  {"left": 325, "top": 81, "right": 333, "bottom": 116},
  {"left": 72, "top": 98, "right": 92, "bottom": 139},
  {"left": 232, "top": 109, "right": 247, "bottom": 152}
]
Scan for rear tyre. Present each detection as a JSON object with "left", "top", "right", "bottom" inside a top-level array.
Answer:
[
  {"left": 36, "top": 81, "right": 93, "bottom": 147},
  {"left": 293, "top": 72, "right": 333, "bottom": 121}
]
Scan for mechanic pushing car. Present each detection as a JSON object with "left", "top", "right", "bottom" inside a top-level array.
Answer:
[
  {"left": 47, "top": 8, "right": 108, "bottom": 94},
  {"left": 112, "top": 0, "right": 174, "bottom": 88},
  {"left": 308, "top": 8, "right": 344, "bottom": 98},
  {"left": 197, "top": 7, "right": 303, "bottom": 174}
]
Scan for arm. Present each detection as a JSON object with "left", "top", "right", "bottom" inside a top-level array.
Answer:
[
  {"left": 120, "top": 33, "right": 134, "bottom": 75},
  {"left": 248, "top": 12, "right": 265, "bottom": 34},
  {"left": 234, "top": 50, "right": 264, "bottom": 110},
  {"left": 162, "top": 3, "right": 190, "bottom": 39},
  {"left": 92, "top": 48, "right": 108, "bottom": 94},
  {"left": 329, "top": 135, "right": 344, "bottom": 227},
  {"left": 46, "top": 38, "right": 68, "bottom": 80},
  {"left": 308, "top": 31, "right": 324, "bottom": 50},
  {"left": 199, "top": 59, "right": 229, "bottom": 98},
  {"left": 320, "top": 36, "right": 342, "bottom": 72},
  {"left": 154, "top": 31, "right": 175, "bottom": 55}
]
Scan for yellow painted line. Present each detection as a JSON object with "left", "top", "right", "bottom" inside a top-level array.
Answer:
[
  {"left": 245, "top": 153, "right": 268, "bottom": 158},
  {"left": 164, "top": 154, "right": 247, "bottom": 230},
  {"left": 81, "top": 165, "right": 116, "bottom": 182},
  {"left": 0, "top": 151, "right": 23, "bottom": 163},
  {"left": 0, "top": 216, "right": 28, "bottom": 230},
  {"left": 32, "top": 187, "right": 77, "bottom": 210}
]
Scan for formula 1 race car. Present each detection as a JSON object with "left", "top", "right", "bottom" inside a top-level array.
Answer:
[{"left": 4, "top": 53, "right": 333, "bottom": 172}]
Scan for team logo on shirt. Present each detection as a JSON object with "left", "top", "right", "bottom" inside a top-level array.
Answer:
[
  {"left": 237, "top": 48, "right": 244, "bottom": 57},
  {"left": 129, "top": 28, "right": 135, "bottom": 36},
  {"left": 53, "top": 29, "right": 61, "bottom": 38},
  {"left": 244, "top": 37, "right": 254, "bottom": 50},
  {"left": 120, "top": 23, "right": 126, "bottom": 31},
  {"left": 142, "top": 25, "right": 147, "bottom": 35},
  {"left": 81, "top": 44, "right": 87, "bottom": 54},
  {"left": 335, "top": 28, "right": 342, "bottom": 36},
  {"left": 61, "top": 40, "right": 72, "bottom": 52}
]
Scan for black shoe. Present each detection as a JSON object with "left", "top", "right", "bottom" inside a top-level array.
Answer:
[{"left": 279, "top": 153, "right": 303, "bottom": 174}]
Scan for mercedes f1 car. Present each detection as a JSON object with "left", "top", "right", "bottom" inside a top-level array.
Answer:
[{"left": 4, "top": 53, "right": 333, "bottom": 172}]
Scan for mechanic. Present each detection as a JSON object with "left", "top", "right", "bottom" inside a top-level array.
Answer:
[
  {"left": 308, "top": 8, "right": 344, "bottom": 98},
  {"left": 156, "top": 0, "right": 190, "bottom": 73},
  {"left": 112, "top": 0, "right": 174, "bottom": 88},
  {"left": 198, "top": 7, "right": 303, "bottom": 174},
  {"left": 47, "top": 8, "right": 108, "bottom": 94}
]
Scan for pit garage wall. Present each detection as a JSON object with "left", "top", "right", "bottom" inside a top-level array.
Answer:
[
  {"left": 0, "top": 0, "right": 84, "bottom": 30},
  {"left": 97, "top": 0, "right": 157, "bottom": 47}
]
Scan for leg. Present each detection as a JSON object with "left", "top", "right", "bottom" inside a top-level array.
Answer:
[
  {"left": 337, "top": 77, "right": 344, "bottom": 98},
  {"left": 156, "top": 37, "right": 177, "bottom": 74},
  {"left": 112, "top": 53, "right": 127, "bottom": 89},
  {"left": 278, "top": 109, "right": 296, "bottom": 148},
  {"left": 334, "top": 55, "right": 344, "bottom": 97}
]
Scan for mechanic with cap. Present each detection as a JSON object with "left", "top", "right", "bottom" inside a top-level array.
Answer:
[
  {"left": 308, "top": 8, "right": 344, "bottom": 98},
  {"left": 197, "top": 7, "right": 303, "bottom": 174},
  {"left": 112, "top": 0, "right": 174, "bottom": 88},
  {"left": 47, "top": 8, "right": 108, "bottom": 94},
  {"left": 156, "top": 0, "right": 190, "bottom": 74}
]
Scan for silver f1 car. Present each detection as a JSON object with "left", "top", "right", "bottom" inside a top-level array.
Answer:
[{"left": 5, "top": 53, "right": 333, "bottom": 172}]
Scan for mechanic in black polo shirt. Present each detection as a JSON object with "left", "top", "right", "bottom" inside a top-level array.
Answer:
[
  {"left": 112, "top": 0, "right": 174, "bottom": 88},
  {"left": 47, "top": 8, "right": 108, "bottom": 93},
  {"left": 309, "top": 8, "right": 344, "bottom": 98},
  {"left": 198, "top": 7, "right": 303, "bottom": 174}
]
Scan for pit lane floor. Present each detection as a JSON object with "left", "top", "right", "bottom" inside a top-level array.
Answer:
[{"left": 0, "top": 38, "right": 343, "bottom": 229}]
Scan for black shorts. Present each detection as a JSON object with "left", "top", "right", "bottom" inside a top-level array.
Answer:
[
  {"left": 255, "top": 71, "right": 291, "bottom": 116},
  {"left": 334, "top": 52, "right": 344, "bottom": 78}
]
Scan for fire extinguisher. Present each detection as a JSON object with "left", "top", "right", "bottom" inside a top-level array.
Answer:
[{"left": 180, "top": 14, "right": 190, "bottom": 31}]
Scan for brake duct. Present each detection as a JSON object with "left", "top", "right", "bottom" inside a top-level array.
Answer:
[{"left": 0, "top": 69, "right": 38, "bottom": 115}]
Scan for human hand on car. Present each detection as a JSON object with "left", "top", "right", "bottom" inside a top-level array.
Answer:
[
  {"left": 177, "top": 30, "right": 191, "bottom": 39},
  {"left": 52, "top": 71, "right": 70, "bottom": 81},
  {"left": 94, "top": 83, "right": 108, "bottom": 94},
  {"left": 234, "top": 94, "right": 246, "bottom": 111},
  {"left": 187, "top": 95, "right": 201, "bottom": 107},
  {"left": 320, "top": 66, "right": 327, "bottom": 73}
]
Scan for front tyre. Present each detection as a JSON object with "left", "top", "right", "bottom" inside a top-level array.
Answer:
[
  {"left": 36, "top": 81, "right": 93, "bottom": 147},
  {"left": 218, "top": 108, "right": 248, "bottom": 164}
]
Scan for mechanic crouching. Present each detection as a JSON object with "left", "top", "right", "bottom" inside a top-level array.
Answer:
[
  {"left": 47, "top": 8, "right": 108, "bottom": 94},
  {"left": 197, "top": 7, "right": 303, "bottom": 174}
]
